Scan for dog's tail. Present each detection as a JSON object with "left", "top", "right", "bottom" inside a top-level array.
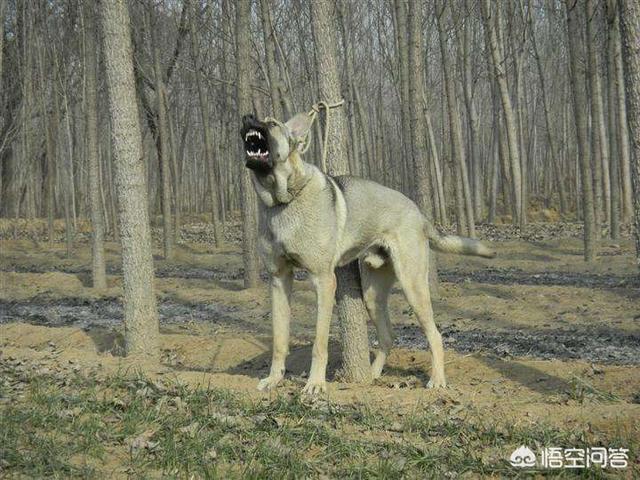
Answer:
[{"left": 425, "top": 223, "right": 496, "bottom": 258}]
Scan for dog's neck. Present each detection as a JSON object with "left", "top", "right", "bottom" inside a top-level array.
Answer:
[{"left": 251, "top": 150, "right": 315, "bottom": 207}]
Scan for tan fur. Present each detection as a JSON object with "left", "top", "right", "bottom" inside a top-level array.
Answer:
[{"left": 242, "top": 113, "right": 495, "bottom": 395}]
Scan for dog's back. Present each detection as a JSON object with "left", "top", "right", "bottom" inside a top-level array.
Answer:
[{"left": 329, "top": 175, "right": 424, "bottom": 264}]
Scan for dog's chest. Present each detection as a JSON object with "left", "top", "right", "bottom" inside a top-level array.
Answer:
[{"left": 262, "top": 202, "right": 326, "bottom": 268}]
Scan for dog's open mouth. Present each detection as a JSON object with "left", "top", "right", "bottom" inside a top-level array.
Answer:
[{"left": 244, "top": 128, "right": 270, "bottom": 164}]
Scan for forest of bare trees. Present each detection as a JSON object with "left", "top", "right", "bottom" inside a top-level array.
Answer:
[{"left": 1, "top": 0, "right": 639, "bottom": 354}]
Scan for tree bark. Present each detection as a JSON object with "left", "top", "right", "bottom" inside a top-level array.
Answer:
[
  {"left": 566, "top": 0, "right": 597, "bottom": 262},
  {"left": 437, "top": 1, "right": 475, "bottom": 237},
  {"left": 612, "top": 5, "right": 634, "bottom": 223},
  {"left": 606, "top": 0, "right": 622, "bottom": 239},
  {"left": 149, "top": 12, "right": 174, "bottom": 261},
  {"left": 481, "top": 0, "right": 524, "bottom": 226},
  {"left": 618, "top": 0, "right": 640, "bottom": 268},
  {"left": 189, "top": 5, "right": 222, "bottom": 247},
  {"left": 259, "top": 0, "right": 284, "bottom": 120},
  {"left": 236, "top": 0, "right": 260, "bottom": 288},
  {"left": 85, "top": 5, "right": 107, "bottom": 288},
  {"left": 99, "top": 0, "right": 159, "bottom": 360},
  {"left": 586, "top": 0, "right": 606, "bottom": 236},
  {"left": 311, "top": 0, "right": 371, "bottom": 383}
]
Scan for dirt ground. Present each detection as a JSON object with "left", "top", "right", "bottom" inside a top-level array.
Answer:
[{"left": 1, "top": 221, "right": 639, "bottom": 477}]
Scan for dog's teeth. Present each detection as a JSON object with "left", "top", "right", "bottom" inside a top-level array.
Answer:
[
  {"left": 245, "top": 133, "right": 250, "bottom": 141},
  {"left": 257, "top": 132, "right": 263, "bottom": 139}
]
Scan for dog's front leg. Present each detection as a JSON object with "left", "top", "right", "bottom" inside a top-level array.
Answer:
[
  {"left": 303, "top": 272, "right": 337, "bottom": 395},
  {"left": 258, "top": 268, "right": 293, "bottom": 391}
]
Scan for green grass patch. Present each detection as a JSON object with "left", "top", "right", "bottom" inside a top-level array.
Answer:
[{"left": 0, "top": 361, "right": 636, "bottom": 478}]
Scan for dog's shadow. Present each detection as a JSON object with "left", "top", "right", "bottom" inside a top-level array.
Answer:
[{"left": 225, "top": 340, "right": 343, "bottom": 380}]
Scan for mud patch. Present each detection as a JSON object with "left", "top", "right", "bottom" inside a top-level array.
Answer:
[
  {"left": 395, "top": 324, "right": 640, "bottom": 365},
  {"left": 439, "top": 267, "right": 640, "bottom": 289},
  {"left": 0, "top": 298, "right": 264, "bottom": 334},
  {"left": 3, "top": 298, "right": 639, "bottom": 365},
  {"left": 4, "top": 264, "right": 638, "bottom": 289}
]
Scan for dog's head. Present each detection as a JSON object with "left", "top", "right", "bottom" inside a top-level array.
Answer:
[{"left": 240, "top": 113, "right": 313, "bottom": 173}]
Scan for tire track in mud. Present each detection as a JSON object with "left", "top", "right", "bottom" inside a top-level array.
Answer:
[
  {"left": 3, "top": 264, "right": 639, "bottom": 288},
  {"left": 2, "top": 297, "right": 639, "bottom": 365}
]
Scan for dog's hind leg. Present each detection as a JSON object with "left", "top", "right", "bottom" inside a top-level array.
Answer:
[
  {"left": 389, "top": 241, "right": 446, "bottom": 388},
  {"left": 258, "top": 265, "right": 293, "bottom": 391},
  {"left": 360, "top": 260, "right": 395, "bottom": 379}
]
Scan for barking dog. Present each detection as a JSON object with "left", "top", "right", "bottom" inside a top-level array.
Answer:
[{"left": 241, "top": 112, "right": 495, "bottom": 395}]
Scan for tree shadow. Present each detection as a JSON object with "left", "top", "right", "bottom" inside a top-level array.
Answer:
[
  {"left": 477, "top": 355, "right": 573, "bottom": 395},
  {"left": 85, "top": 327, "right": 126, "bottom": 356}
]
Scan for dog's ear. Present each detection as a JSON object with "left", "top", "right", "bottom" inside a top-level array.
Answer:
[{"left": 284, "top": 113, "right": 313, "bottom": 139}]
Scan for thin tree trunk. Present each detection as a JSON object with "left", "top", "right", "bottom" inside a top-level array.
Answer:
[
  {"left": 311, "top": 0, "right": 371, "bottom": 383},
  {"left": 259, "top": 0, "right": 283, "bottom": 120},
  {"left": 566, "top": 0, "right": 597, "bottom": 262},
  {"left": 586, "top": 0, "right": 605, "bottom": 236},
  {"left": 437, "top": 1, "right": 475, "bottom": 237},
  {"left": 481, "top": 0, "right": 523, "bottom": 226},
  {"left": 607, "top": 0, "right": 622, "bottom": 240},
  {"left": 236, "top": 0, "right": 260, "bottom": 288},
  {"left": 85, "top": 5, "right": 107, "bottom": 288},
  {"left": 529, "top": 1, "right": 568, "bottom": 216},
  {"left": 149, "top": 11, "right": 174, "bottom": 260},
  {"left": 618, "top": 0, "right": 640, "bottom": 268},
  {"left": 613, "top": 16, "right": 634, "bottom": 223},
  {"left": 424, "top": 103, "right": 447, "bottom": 225},
  {"left": 408, "top": 0, "right": 439, "bottom": 294},
  {"left": 99, "top": 0, "right": 159, "bottom": 360},
  {"left": 189, "top": 6, "right": 222, "bottom": 247}
]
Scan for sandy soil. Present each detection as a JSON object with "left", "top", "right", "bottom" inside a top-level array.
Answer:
[{"left": 1, "top": 223, "right": 639, "bottom": 474}]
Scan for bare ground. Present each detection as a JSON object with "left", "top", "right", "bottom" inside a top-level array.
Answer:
[{"left": 1, "top": 223, "right": 639, "bottom": 477}]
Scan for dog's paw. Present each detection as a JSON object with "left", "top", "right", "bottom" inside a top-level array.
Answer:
[
  {"left": 257, "top": 375, "right": 283, "bottom": 391},
  {"left": 426, "top": 378, "right": 447, "bottom": 389},
  {"left": 301, "top": 379, "right": 327, "bottom": 396}
]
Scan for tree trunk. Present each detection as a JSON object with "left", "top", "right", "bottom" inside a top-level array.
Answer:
[
  {"left": 85, "top": 5, "right": 107, "bottom": 288},
  {"left": 311, "top": 0, "right": 371, "bottom": 383},
  {"left": 481, "top": 0, "right": 523, "bottom": 226},
  {"left": 612, "top": 7, "right": 634, "bottom": 223},
  {"left": 618, "top": 0, "right": 640, "bottom": 268},
  {"left": 236, "top": 0, "right": 260, "bottom": 288},
  {"left": 149, "top": 11, "right": 174, "bottom": 260},
  {"left": 392, "top": 0, "right": 413, "bottom": 191},
  {"left": 259, "top": 0, "right": 284, "bottom": 120},
  {"left": 99, "top": 0, "right": 159, "bottom": 360},
  {"left": 586, "top": 0, "right": 605, "bottom": 236},
  {"left": 566, "top": 0, "right": 597, "bottom": 262},
  {"left": 606, "top": 0, "right": 622, "bottom": 240},
  {"left": 437, "top": 2, "right": 475, "bottom": 237}
]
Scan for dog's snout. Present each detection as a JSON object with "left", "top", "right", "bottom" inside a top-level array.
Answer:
[{"left": 242, "top": 114, "right": 256, "bottom": 125}]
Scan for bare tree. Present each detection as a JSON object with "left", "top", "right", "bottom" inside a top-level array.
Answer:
[
  {"left": 437, "top": 0, "right": 475, "bottom": 237},
  {"left": 310, "top": 0, "right": 371, "bottom": 383},
  {"left": 99, "top": 0, "right": 159, "bottom": 359},
  {"left": 618, "top": 0, "right": 640, "bottom": 267},
  {"left": 84, "top": 5, "right": 107, "bottom": 289},
  {"left": 481, "top": 0, "right": 524, "bottom": 226},
  {"left": 566, "top": 0, "right": 597, "bottom": 262},
  {"left": 149, "top": 9, "right": 174, "bottom": 260},
  {"left": 189, "top": 3, "right": 222, "bottom": 247},
  {"left": 236, "top": 0, "right": 260, "bottom": 289}
]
